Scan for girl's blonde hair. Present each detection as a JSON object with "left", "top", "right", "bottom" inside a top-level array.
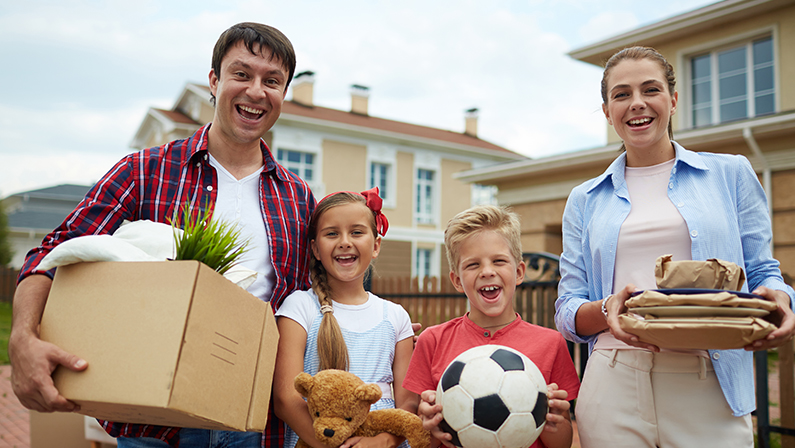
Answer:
[{"left": 307, "top": 192, "right": 380, "bottom": 371}]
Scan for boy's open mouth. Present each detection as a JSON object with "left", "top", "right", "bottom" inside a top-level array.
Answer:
[
  {"left": 479, "top": 285, "right": 502, "bottom": 300},
  {"left": 237, "top": 105, "right": 264, "bottom": 120}
]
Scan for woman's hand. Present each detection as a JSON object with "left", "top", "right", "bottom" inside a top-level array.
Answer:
[
  {"left": 746, "top": 286, "right": 795, "bottom": 351},
  {"left": 605, "top": 284, "right": 660, "bottom": 352}
]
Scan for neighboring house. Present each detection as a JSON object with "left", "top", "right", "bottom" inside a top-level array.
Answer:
[
  {"left": 131, "top": 72, "right": 525, "bottom": 280},
  {"left": 456, "top": 0, "right": 795, "bottom": 278},
  {"left": 3, "top": 184, "right": 91, "bottom": 269}
]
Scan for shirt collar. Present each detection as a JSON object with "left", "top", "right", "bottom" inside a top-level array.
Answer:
[
  {"left": 183, "top": 123, "right": 286, "bottom": 180},
  {"left": 586, "top": 140, "right": 708, "bottom": 194}
]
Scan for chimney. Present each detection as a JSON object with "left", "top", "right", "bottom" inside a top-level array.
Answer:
[
  {"left": 464, "top": 107, "right": 479, "bottom": 137},
  {"left": 350, "top": 84, "right": 370, "bottom": 115},
  {"left": 292, "top": 71, "right": 315, "bottom": 106}
]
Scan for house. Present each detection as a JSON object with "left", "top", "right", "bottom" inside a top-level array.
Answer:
[
  {"left": 3, "top": 184, "right": 91, "bottom": 269},
  {"left": 456, "top": 0, "right": 795, "bottom": 278},
  {"left": 131, "top": 72, "right": 526, "bottom": 280}
]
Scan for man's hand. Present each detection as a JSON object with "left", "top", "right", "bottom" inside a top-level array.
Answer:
[
  {"left": 9, "top": 331, "right": 87, "bottom": 412},
  {"left": 8, "top": 274, "right": 87, "bottom": 413}
]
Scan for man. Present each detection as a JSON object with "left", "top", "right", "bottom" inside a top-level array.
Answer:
[{"left": 8, "top": 22, "right": 315, "bottom": 447}]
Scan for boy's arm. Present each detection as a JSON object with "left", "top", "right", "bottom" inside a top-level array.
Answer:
[{"left": 539, "top": 383, "right": 573, "bottom": 448}]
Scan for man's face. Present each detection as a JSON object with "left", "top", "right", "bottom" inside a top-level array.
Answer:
[{"left": 208, "top": 41, "right": 289, "bottom": 148}]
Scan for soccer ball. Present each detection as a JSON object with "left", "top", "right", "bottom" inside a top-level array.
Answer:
[{"left": 436, "top": 345, "right": 548, "bottom": 448}]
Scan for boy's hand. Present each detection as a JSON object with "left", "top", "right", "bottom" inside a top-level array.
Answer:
[
  {"left": 419, "top": 390, "right": 455, "bottom": 448},
  {"left": 543, "top": 383, "right": 570, "bottom": 433}
]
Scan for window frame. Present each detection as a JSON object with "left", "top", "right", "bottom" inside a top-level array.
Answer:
[
  {"left": 271, "top": 127, "right": 323, "bottom": 194},
  {"left": 414, "top": 154, "right": 440, "bottom": 226},
  {"left": 366, "top": 145, "right": 397, "bottom": 209},
  {"left": 678, "top": 26, "right": 779, "bottom": 130}
]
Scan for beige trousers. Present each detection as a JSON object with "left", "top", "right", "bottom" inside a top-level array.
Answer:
[{"left": 575, "top": 349, "right": 753, "bottom": 448}]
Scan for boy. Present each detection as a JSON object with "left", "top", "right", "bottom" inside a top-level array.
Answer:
[{"left": 403, "top": 205, "right": 580, "bottom": 448}]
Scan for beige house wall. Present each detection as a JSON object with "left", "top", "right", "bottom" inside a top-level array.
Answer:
[
  {"left": 510, "top": 199, "right": 567, "bottom": 256},
  {"left": 374, "top": 240, "right": 412, "bottom": 278},
  {"left": 441, "top": 159, "right": 473, "bottom": 225},
  {"left": 322, "top": 140, "right": 367, "bottom": 192},
  {"left": 773, "top": 169, "right": 795, "bottom": 277},
  {"left": 390, "top": 152, "right": 415, "bottom": 229}
]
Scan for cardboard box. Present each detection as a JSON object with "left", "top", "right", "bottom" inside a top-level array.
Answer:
[{"left": 40, "top": 260, "right": 279, "bottom": 432}]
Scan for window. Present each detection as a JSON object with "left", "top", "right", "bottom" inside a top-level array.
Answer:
[
  {"left": 472, "top": 184, "right": 498, "bottom": 206},
  {"left": 416, "top": 169, "right": 435, "bottom": 224},
  {"left": 690, "top": 36, "right": 775, "bottom": 127},
  {"left": 416, "top": 248, "right": 432, "bottom": 279},
  {"left": 277, "top": 149, "right": 314, "bottom": 183},
  {"left": 370, "top": 162, "right": 390, "bottom": 202}
]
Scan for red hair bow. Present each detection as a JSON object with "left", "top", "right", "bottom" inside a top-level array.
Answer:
[{"left": 360, "top": 187, "right": 389, "bottom": 236}]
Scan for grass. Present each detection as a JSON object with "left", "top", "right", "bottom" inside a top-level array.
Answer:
[{"left": 0, "top": 301, "right": 10, "bottom": 364}]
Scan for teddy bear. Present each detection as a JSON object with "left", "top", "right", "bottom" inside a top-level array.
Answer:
[{"left": 294, "top": 369, "right": 430, "bottom": 448}]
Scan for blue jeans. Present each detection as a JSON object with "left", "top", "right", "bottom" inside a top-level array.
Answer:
[{"left": 117, "top": 429, "right": 262, "bottom": 448}]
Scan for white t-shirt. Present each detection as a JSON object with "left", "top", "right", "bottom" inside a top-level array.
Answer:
[{"left": 209, "top": 155, "right": 276, "bottom": 302}]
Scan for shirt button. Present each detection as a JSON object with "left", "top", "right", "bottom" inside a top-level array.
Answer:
[
  {"left": 677, "top": 202, "right": 684, "bottom": 207},
  {"left": 204, "top": 154, "right": 209, "bottom": 160},
  {"left": 206, "top": 185, "right": 213, "bottom": 192},
  {"left": 483, "top": 331, "right": 489, "bottom": 337},
  {"left": 691, "top": 230, "right": 698, "bottom": 237},
  {"left": 712, "top": 352, "right": 720, "bottom": 360},
  {"left": 668, "top": 182, "right": 674, "bottom": 189},
  {"left": 195, "top": 162, "right": 201, "bottom": 168}
]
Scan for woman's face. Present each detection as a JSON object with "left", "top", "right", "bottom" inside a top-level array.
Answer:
[{"left": 602, "top": 58, "right": 678, "bottom": 165}]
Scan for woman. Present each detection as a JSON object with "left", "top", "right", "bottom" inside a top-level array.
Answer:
[{"left": 554, "top": 46, "right": 795, "bottom": 447}]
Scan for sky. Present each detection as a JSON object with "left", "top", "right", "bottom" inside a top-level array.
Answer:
[{"left": 0, "top": 0, "right": 718, "bottom": 198}]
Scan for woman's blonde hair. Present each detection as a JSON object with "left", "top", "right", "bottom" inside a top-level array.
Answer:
[{"left": 307, "top": 192, "right": 379, "bottom": 371}]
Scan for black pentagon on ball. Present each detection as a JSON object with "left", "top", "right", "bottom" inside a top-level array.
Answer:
[
  {"left": 438, "top": 418, "right": 463, "bottom": 447},
  {"left": 490, "top": 348, "right": 525, "bottom": 371},
  {"left": 532, "top": 391, "right": 549, "bottom": 427},
  {"left": 473, "top": 394, "right": 511, "bottom": 431},
  {"left": 440, "top": 360, "right": 466, "bottom": 392}
]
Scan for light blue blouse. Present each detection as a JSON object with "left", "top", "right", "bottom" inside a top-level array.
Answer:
[{"left": 555, "top": 141, "right": 795, "bottom": 416}]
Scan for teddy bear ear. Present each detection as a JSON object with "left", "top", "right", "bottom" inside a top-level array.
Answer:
[
  {"left": 294, "top": 372, "right": 315, "bottom": 398},
  {"left": 354, "top": 383, "right": 382, "bottom": 404}
]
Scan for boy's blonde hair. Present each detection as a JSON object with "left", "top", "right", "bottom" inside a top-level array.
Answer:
[{"left": 444, "top": 205, "right": 523, "bottom": 274}]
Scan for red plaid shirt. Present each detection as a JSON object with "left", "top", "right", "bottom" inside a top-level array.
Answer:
[{"left": 19, "top": 124, "right": 316, "bottom": 447}]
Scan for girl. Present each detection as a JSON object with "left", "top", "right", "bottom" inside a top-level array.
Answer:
[
  {"left": 274, "top": 188, "right": 418, "bottom": 448},
  {"left": 554, "top": 46, "right": 795, "bottom": 447}
]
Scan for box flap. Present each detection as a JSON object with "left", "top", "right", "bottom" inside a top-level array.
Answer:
[
  {"left": 246, "top": 304, "right": 280, "bottom": 431},
  {"left": 168, "top": 261, "right": 267, "bottom": 429},
  {"left": 42, "top": 261, "right": 199, "bottom": 407}
]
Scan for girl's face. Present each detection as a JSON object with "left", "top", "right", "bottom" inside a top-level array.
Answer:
[
  {"left": 311, "top": 202, "right": 381, "bottom": 285},
  {"left": 602, "top": 58, "right": 678, "bottom": 165}
]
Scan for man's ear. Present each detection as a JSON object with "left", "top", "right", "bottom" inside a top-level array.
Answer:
[
  {"left": 449, "top": 270, "right": 464, "bottom": 293},
  {"left": 209, "top": 69, "right": 218, "bottom": 97}
]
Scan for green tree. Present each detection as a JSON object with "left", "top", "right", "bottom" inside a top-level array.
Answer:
[{"left": 0, "top": 200, "right": 12, "bottom": 267}]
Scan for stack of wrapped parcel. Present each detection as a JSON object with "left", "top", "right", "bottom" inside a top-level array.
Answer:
[{"left": 618, "top": 255, "right": 779, "bottom": 350}]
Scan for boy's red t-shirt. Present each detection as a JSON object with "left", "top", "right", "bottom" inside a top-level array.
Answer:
[{"left": 403, "top": 314, "right": 581, "bottom": 448}]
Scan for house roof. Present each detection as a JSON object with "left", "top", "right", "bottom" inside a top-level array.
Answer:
[
  {"left": 569, "top": 0, "right": 791, "bottom": 66},
  {"left": 187, "top": 84, "right": 524, "bottom": 159},
  {"left": 9, "top": 184, "right": 91, "bottom": 201},
  {"left": 153, "top": 108, "right": 201, "bottom": 125}
]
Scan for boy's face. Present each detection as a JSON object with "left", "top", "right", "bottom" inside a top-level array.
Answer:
[{"left": 450, "top": 230, "right": 525, "bottom": 329}]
